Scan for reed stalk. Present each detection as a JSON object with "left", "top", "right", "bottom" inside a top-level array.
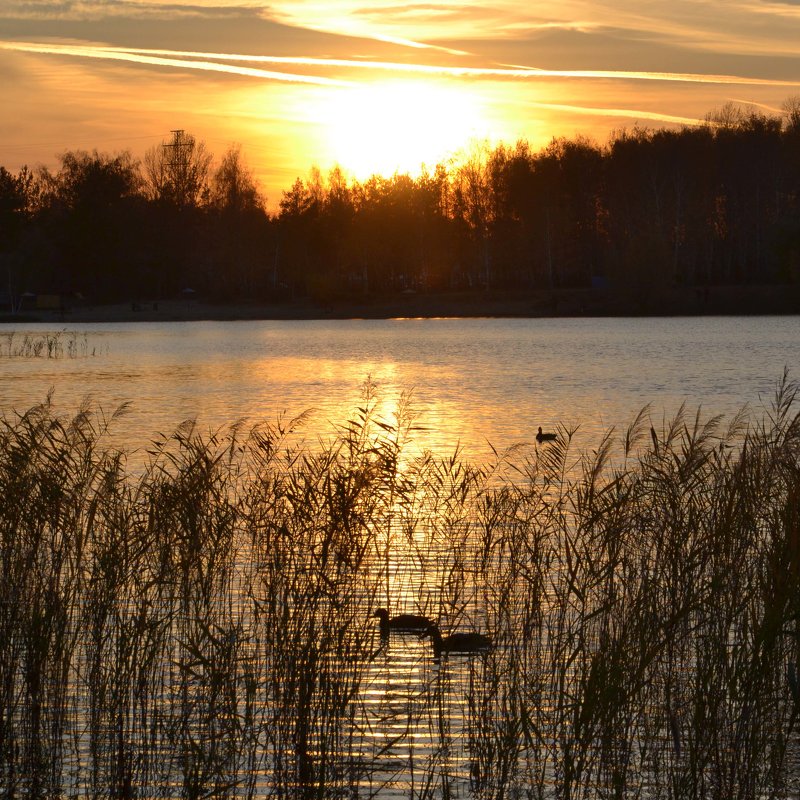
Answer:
[{"left": 1, "top": 375, "right": 799, "bottom": 797}]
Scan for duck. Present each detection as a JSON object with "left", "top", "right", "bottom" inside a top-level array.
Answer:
[
  {"left": 421, "top": 623, "right": 492, "bottom": 658},
  {"left": 536, "top": 426, "right": 557, "bottom": 442},
  {"left": 373, "top": 608, "right": 434, "bottom": 638}
]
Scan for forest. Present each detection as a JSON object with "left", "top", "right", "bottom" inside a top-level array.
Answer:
[{"left": 2, "top": 101, "right": 800, "bottom": 312}]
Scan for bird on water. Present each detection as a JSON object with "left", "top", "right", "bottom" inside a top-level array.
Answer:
[
  {"left": 373, "top": 608, "right": 433, "bottom": 638},
  {"left": 420, "top": 623, "right": 492, "bottom": 658},
  {"left": 536, "top": 426, "right": 557, "bottom": 442}
]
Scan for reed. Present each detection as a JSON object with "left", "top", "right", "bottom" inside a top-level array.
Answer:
[
  {"left": 1, "top": 374, "right": 799, "bottom": 798},
  {"left": 0, "top": 331, "right": 97, "bottom": 359}
]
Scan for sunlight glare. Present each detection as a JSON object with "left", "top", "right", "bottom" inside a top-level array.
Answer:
[{"left": 322, "top": 79, "right": 486, "bottom": 178}]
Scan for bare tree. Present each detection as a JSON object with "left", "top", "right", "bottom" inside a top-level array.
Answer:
[
  {"left": 705, "top": 102, "right": 746, "bottom": 130},
  {"left": 782, "top": 95, "right": 800, "bottom": 133},
  {"left": 210, "top": 145, "right": 264, "bottom": 213}
]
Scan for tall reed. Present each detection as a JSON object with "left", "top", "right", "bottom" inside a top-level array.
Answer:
[
  {"left": 1, "top": 375, "right": 799, "bottom": 798},
  {"left": 0, "top": 331, "right": 97, "bottom": 359}
]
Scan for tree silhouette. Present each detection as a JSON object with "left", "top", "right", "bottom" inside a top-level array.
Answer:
[
  {"left": 782, "top": 96, "right": 800, "bottom": 134},
  {"left": 208, "top": 145, "right": 269, "bottom": 299},
  {"left": 35, "top": 150, "right": 143, "bottom": 299},
  {"left": 210, "top": 145, "right": 264, "bottom": 214},
  {"left": 0, "top": 166, "right": 32, "bottom": 312},
  {"left": 0, "top": 167, "right": 28, "bottom": 252},
  {"left": 4, "top": 103, "right": 800, "bottom": 313},
  {"left": 452, "top": 143, "right": 496, "bottom": 288}
]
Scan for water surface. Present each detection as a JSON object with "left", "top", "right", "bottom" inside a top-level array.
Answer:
[{"left": 1, "top": 316, "right": 798, "bottom": 458}]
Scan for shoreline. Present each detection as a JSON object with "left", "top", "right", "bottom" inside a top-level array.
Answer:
[{"left": 2, "top": 285, "right": 799, "bottom": 324}]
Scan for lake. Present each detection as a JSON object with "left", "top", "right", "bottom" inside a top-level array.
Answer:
[{"left": 2, "top": 316, "right": 798, "bottom": 461}]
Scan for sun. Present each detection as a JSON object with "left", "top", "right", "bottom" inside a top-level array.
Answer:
[{"left": 322, "top": 78, "right": 487, "bottom": 178}]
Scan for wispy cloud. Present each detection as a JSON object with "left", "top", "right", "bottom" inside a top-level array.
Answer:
[
  {"left": 2, "top": 0, "right": 267, "bottom": 20},
  {"left": 741, "top": 0, "right": 800, "bottom": 12}
]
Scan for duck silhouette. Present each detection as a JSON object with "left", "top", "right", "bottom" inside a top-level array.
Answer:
[
  {"left": 421, "top": 623, "right": 492, "bottom": 657},
  {"left": 373, "top": 608, "right": 433, "bottom": 638},
  {"left": 536, "top": 426, "right": 557, "bottom": 442}
]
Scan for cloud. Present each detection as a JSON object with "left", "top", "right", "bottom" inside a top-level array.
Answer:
[
  {"left": 7, "top": 1, "right": 800, "bottom": 67},
  {"left": 734, "top": 0, "right": 800, "bottom": 21},
  {"left": 0, "top": 1, "right": 445, "bottom": 63},
  {"left": 1, "top": 0, "right": 266, "bottom": 20},
  {"left": 751, "top": 0, "right": 800, "bottom": 8}
]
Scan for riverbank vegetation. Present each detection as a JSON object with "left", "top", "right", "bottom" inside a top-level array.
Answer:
[
  {"left": 0, "top": 330, "right": 96, "bottom": 358},
  {"left": 1, "top": 376, "right": 800, "bottom": 798},
  {"left": 3, "top": 101, "right": 800, "bottom": 314}
]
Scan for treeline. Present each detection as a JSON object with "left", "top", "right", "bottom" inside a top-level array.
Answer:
[
  {"left": 3, "top": 102, "right": 800, "bottom": 308},
  {"left": 0, "top": 132, "right": 271, "bottom": 306}
]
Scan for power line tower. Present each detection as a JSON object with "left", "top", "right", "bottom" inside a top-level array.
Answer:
[{"left": 162, "top": 129, "right": 192, "bottom": 206}]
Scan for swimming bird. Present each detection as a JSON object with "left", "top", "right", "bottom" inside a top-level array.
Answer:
[
  {"left": 373, "top": 608, "right": 433, "bottom": 638},
  {"left": 536, "top": 426, "right": 557, "bottom": 442},
  {"left": 421, "top": 623, "right": 492, "bottom": 658}
]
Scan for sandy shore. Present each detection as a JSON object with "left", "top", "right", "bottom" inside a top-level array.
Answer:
[
  {"left": 1, "top": 291, "right": 561, "bottom": 324},
  {"left": 2, "top": 284, "right": 799, "bottom": 324}
]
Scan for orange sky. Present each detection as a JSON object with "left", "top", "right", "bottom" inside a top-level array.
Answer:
[{"left": 2, "top": 0, "right": 800, "bottom": 205}]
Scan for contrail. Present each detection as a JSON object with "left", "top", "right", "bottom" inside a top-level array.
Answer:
[
  {"left": 0, "top": 41, "right": 353, "bottom": 86},
  {"left": 526, "top": 100, "right": 704, "bottom": 126},
  {"left": 47, "top": 43, "right": 800, "bottom": 86},
  {"left": 4, "top": 39, "right": 800, "bottom": 88}
]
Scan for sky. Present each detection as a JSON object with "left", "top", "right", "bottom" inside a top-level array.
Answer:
[{"left": 2, "top": 0, "right": 800, "bottom": 206}]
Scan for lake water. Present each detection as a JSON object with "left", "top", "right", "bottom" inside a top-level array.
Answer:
[{"left": 1, "top": 316, "right": 798, "bottom": 461}]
